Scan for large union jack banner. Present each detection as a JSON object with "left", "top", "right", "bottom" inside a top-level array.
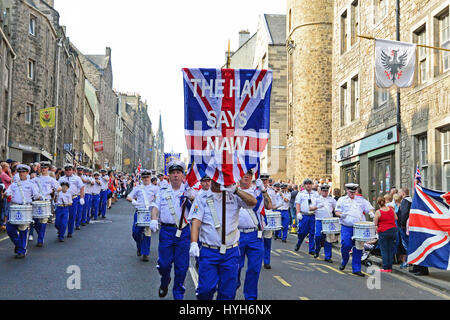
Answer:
[
  {"left": 407, "top": 184, "right": 450, "bottom": 270},
  {"left": 182, "top": 68, "right": 273, "bottom": 187}
]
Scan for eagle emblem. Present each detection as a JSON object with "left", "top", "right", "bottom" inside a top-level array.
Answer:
[{"left": 380, "top": 49, "right": 408, "bottom": 83}]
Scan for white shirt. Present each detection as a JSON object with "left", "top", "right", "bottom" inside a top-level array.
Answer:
[
  {"left": 83, "top": 175, "right": 94, "bottom": 194},
  {"left": 315, "top": 196, "right": 337, "bottom": 220},
  {"left": 100, "top": 175, "right": 109, "bottom": 191},
  {"left": 58, "top": 175, "right": 84, "bottom": 197},
  {"left": 32, "top": 175, "right": 60, "bottom": 200},
  {"left": 266, "top": 188, "right": 278, "bottom": 209},
  {"left": 91, "top": 178, "right": 102, "bottom": 195},
  {"left": 6, "top": 179, "right": 40, "bottom": 204},
  {"left": 55, "top": 191, "right": 73, "bottom": 206},
  {"left": 238, "top": 186, "right": 263, "bottom": 229},
  {"left": 295, "top": 190, "right": 319, "bottom": 214},
  {"left": 128, "top": 184, "right": 156, "bottom": 208},
  {"left": 278, "top": 191, "right": 291, "bottom": 210},
  {"left": 335, "top": 195, "right": 372, "bottom": 227},
  {"left": 154, "top": 184, "right": 189, "bottom": 225},
  {"left": 188, "top": 189, "right": 252, "bottom": 247}
]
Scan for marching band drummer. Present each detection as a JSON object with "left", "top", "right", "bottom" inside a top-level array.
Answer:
[
  {"left": 127, "top": 170, "right": 156, "bottom": 262},
  {"left": 82, "top": 168, "right": 94, "bottom": 225},
  {"left": 150, "top": 161, "right": 195, "bottom": 300},
  {"left": 335, "top": 183, "right": 373, "bottom": 277},
  {"left": 295, "top": 179, "right": 319, "bottom": 255},
  {"left": 236, "top": 170, "right": 271, "bottom": 300},
  {"left": 90, "top": 172, "right": 102, "bottom": 221},
  {"left": 5, "top": 164, "right": 42, "bottom": 258},
  {"left": 75, "top": 166, "right": 86, "bottom": 229},
  {"left": 313, "top": 184, "right": 336, "bottom": 263},
  {"left": 275, "top": 183, "right": 291, "bottom": 243},
  {"left": 58, "top": 164, "right": 85, "bottom": 239},
  {"left": 260, "top": 174, "right": 275, "bottom": 270},
  {"left": 99, "top": 169, "right": 109, "bottom": 219},
  {"left": 31, "top": 161, "right": 61, "bottom": 247},
  {"left": 54, "top": 182, "right": 73, "bottom": 242},
  {"left": 188, "top": 178, "right": 257, "bottom": 300}
]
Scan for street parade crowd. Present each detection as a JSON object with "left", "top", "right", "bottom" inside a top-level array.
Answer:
[{"left": 0, "top": 159, "right": 429, "bottom": 300}]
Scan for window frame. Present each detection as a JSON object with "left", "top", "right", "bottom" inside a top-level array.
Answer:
[
  {"left": 340, "top": 82, "right": 349, "bottom": 127},
  {"left": 25, "top": 103, "right": 33, "bottom": 125},
  {"left": 29, "top": 14, "right": 36, "bottom": 36},
  {"left": 439, "top": 10, "right": 450, "bottom": 72},
  {"left": 27, "top": 59, "right": 35, "bottom": 80},
  {"left": 341, "top": 10, "right": 348, "bottom": 54}
]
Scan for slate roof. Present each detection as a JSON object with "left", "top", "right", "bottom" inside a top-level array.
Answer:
[{"left": 264, "top": 14, "right": 286, "bottom": 45}]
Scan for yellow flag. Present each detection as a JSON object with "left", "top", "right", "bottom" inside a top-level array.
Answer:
[
  {"left": 124, "top": 158, "right": 131, "bottom": 166},
  {"left": 40, "top": 107, "right": 56, "bottom": 128}
]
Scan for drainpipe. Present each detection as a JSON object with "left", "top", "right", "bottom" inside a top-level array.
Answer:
[{"left": 54, "top": 38, "right": 63, "bottom": 165}]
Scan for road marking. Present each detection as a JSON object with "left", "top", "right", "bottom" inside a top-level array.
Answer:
[
  {"left": 309, "top": 263, "right": 345, "bottom": 275},
  {"left": 0, "top": 236, "right": 8, "bottom": 243},
  {"left": 274, "top": 275, "right": 291, "bottom": 287},
  {"left": 189, "top": 266, "right": 198, "bottom": 288},
  {"left": 387, "top": 272, "right": 450, "bottom": 300},
  {"left": 299, "top": 296, "right": 310, "bottom": 300}
]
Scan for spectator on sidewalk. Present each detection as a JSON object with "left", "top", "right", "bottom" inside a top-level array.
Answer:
[
  {"left": 1, "top": 162, "right": 12, "bottom": 230},
  {"left": 398, "top": 188, "right": 412, "bottom": 269},
  {"left": 374, "top": 196, "right": 398, "bottom": 273}
]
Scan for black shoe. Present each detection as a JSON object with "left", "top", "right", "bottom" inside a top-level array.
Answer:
[
  {"left": 294, "top": 244, "right": 300, "bottom": 252},
  {"left": 353, "top": 272, "right": 365, "bottom": 277},
  {"left": 137, "top": 250, "right": 142, "bottom": 257},
  {"left": 81, "top": 223, "right": 86, "bottom": 226},
  {"left": 264, "top": 264, "right": 271, "bottom": 270},
  {"left": 314, "top": 253, "right": 319, "bottom": 259},
  {"left": 142, "top": 255, "right": 149, "bottom": 262},
  {"left": 87, "top": 221, "right": 90, "bottom": 225},
  {"left": 309, "top": 252, "right": 315, "bottom": 256},
  {"left": 15, "top": 253, "right": 25, "bottom": 259},
  {"left": 339, "top": 264, "right": 346, "bottom": 271},
  {"left": 14, "top": 246, "right": 18, "bottom": 254},
  {"left": 195, "top": 261, "right": 199, "bottom": 270},
  {"left": 324, "top": 259, "right": 333, "bottom": 263},
  {"left": 158, "top": 286, "right": 168, "bottom": 298},
  {"left": 36, "top": 243, "right": 43, "bottom": 248},
  {"left": 58, "top": 238, "right": 64, "bottom": 242},
  {"left": 282, "top": 240, "right": 287, "bottom": 243},
  {"left": 67, "top": 234, "right": 73, "bottom": 238},
  {"left": 102, "top": 216, "right": 106, "bottom": 219},
  {"left": 75, "top": 227, "right": 81, "bottom": 231}
]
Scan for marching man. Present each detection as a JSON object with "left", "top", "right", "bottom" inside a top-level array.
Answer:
[
  {"left": 54, "top": 182, "right": 72, "bottom": 242},
  {"left": 150, "top": 161, "right": 195, "bottom": 300},
  {"left": 260, "top": 174, "right": 276, "bottom": 270},
  {"left": 58, "top": 164, "right": 85, "bottom": 239},
  {"left": 295, "top": 179, "right": 319, "bottom": 254},
  {"left": 335, "top": 183, "right": 373, "bottom": 277},
  {"left": 313, "top": 184, "right": 336, "bottom": 262},
  {"left": 90, "top": 172, "right": 102, "bottom": 221},
  {"left": 31, "top": 161, "right": 61, "bottom": 247},
  {"left": 75, "top": 166, "right": 85, "bottom": 230},
  {"left": 127, "top": 170, "right": 156, "bottom": 262},
  {"left": 99, "top": 169, "right": 109, "bottom": 219},
  {"left": 188, "top": 177, "right": 257, "bottom": 300},
  {"left": 5, "top": 164, "right": 41, "bottom": 258},
  {"left": 275, "top": 183, "right": 291, "bottom": 243},
  {"left": 82, "top": 168, "right": 94, "bottom": 225}
]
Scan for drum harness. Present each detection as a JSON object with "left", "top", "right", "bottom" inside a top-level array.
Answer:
[
  {"left": 164, "top": 189, "right": 188, "bottom": 238},
  {"left": 16, "top": 181, "right": 31, "bottom": 231}
]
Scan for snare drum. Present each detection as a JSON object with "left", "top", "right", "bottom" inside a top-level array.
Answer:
[
  {"left": 135, "top": 208, "right": 152, "bottom": 227},
  {"left": 353, "top": 222, "right": 376, "bottom": 242},
  {"left": 32, "top": 201, "right": 52, "bottom": 219},
  {"left": 8, "top": 205, "right": 33, "bottom": 225},
  {"left": 322, "top": 218, "right": 341, "bottom": 234},
  {"left": 264, "top": 211, "right": 282, "bottom": 231}
]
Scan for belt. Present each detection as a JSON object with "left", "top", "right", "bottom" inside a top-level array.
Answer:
[
  {"left": 301, "top": 212, "right": 315, "bottom": 216},
  {"left": 72, "top": 195, "right": 80, "bottom": 199},
  {"left": 56, "top": 205, "right": 70, "bottom": 208},
  {"left": 202, "top": 243, "right": 239, "bottom": 250},
  {"left": 239, "top": 227, "right": 258, "bottom": 233},
  {"left": 161, "top": 223, "right": 188, "bottom": 229}
]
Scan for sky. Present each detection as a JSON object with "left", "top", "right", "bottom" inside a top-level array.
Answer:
[{"left": 55, "top": 0, "right": 286, "bottom": 159}]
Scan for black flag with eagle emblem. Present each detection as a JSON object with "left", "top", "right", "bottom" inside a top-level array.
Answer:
[{"left": 375, "top": 39, "right": 416, "bottom": 88}]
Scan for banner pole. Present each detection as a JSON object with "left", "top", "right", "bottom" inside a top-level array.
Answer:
[{"left": 357, "top": 35, "right": 450, "bottom": 52}]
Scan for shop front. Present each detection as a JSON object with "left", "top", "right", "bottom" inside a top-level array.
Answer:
[{"left": 336, "top": 126, "right": 399, "bottom": 207}]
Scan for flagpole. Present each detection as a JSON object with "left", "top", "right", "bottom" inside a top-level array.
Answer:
[{"left": 357, "top": 35, "right": 450, "bottom": 52}]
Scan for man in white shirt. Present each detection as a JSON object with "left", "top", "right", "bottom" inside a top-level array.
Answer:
[
  {"left": 295, "top": 179, "right": 319, "bottom": 254},
  {"left": 188, "top": 176, "right": 257, "bottom": 300}
]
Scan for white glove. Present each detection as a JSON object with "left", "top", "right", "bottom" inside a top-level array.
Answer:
[
  {"left": 190, "top": 242, "right": 200, "bottom": 257},
  {"left": 79, "top": 198, "right": 85, "bottom": 206},
  {"left": 297, "top": 213, "right": 303, "bottom": 221},
  {"left": 150, "top": 220, "right": 159, "bottom": 233},
  {"left": 220, "top": 184, "right": 237, "bottom": 194},
  {"left": 255, "top": 179, "right": 265, "bottom": 192},
  {"left": 132, "top": 199, "right": 138, "bottom": 207},
  {"left": 369, "top": 211, "right": 375, "bottom": 219}
]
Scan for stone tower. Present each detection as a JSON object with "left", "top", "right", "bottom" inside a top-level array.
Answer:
[{"left": 286, "top": 0, "right": 333, "bottom": 183}]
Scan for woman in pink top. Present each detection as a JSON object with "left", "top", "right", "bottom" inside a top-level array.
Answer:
[
  {"left": 374, "top": 196, "right": 398, "bottom": 272},
  {"left": 0, "top": 162, "right": 12, "bottom": 229}
]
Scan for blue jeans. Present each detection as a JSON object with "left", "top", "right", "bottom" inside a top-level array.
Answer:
[
  {"left": 398, "top": 227, "right": 409, "bottom": 253},
  {"left": 378, "top": 227, "right": 398, "bottom": 270}
]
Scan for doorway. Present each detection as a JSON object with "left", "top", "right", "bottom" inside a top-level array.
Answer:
[{"left": 370, "top": 154, "right": 395, "bottom": 208}]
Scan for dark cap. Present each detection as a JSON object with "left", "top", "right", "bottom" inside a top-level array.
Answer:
[
  {"left": 60, "top": 182, "right": 70, "bottom": 188},
  {"left": 260, "top": 174, "right": 270, "bottom": 180},
  {"left": 273, "top": 183, "right": 281, "bottom": 188},
  {"left": 17, "top": 164, "right": 31, "bottom": 172},
  {"left": 345, "top": 183, "right": 359, "bottom": 192},
  {"left": 320, "top": 184, "right": 331, "bottom": 191},
  {"left": 168, "top": 161, "right": 185, "bottom": 174},
  {"left": 141, "top": 170, "right": 151, "bottom": 177},
  {"left": 201, "top": 175, "right": 211, "bottom": 182},
  {"left": 40, "top": 161, "right": 51, "bottom": 168},
  {"left": 303, "top": 179, "right": 313, "bottom": 185},
  {"left": 64, "top": 164, "right": 74, "bottom": 170}
]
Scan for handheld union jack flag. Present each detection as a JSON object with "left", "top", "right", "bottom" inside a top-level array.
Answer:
[
  {"left": 415, "top": 164, "right": 422, "bottom": 186},
  {"left": 183, "top": 68, "right": 272, "bottom": 187},
  {"left": 407, "top": 184, "right": 450, "bottom": 270}
]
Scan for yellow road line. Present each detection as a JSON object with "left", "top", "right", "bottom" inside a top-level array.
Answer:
[
  {"left": 274, "top": 275, "right": 291, "bottom": 287},
  {"left": 0, "top": 236, "right": 8, "bottom": 243},
  {"left": 299, "top": 296, "right": 310, "bottom": 300}
]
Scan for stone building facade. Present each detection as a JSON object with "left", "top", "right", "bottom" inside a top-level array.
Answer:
[
  {"left": 0, "top": 15, "right": 15, "bottom": 160},
  {"left": 286, "top": 0, "right": 334, "bottom": 184},
  {"left": 228, "top": 14, "right": 288, "bottom": 181},
  {"left": 77, "top": 47, "right": 117, "bottom": 169},
  {"left": 332, "top": 0, "right": 450, "bottom": 205}
]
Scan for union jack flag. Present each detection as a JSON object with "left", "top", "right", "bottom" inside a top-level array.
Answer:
[
  {"left": 415, "top": 164, "right": 422, "bottom": 185},
  {"left": 407, "top": 184, "right": 450, "bottom": 270},
  {"left": 183, "top": 68, "right": 272, "bottom": 187}
]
